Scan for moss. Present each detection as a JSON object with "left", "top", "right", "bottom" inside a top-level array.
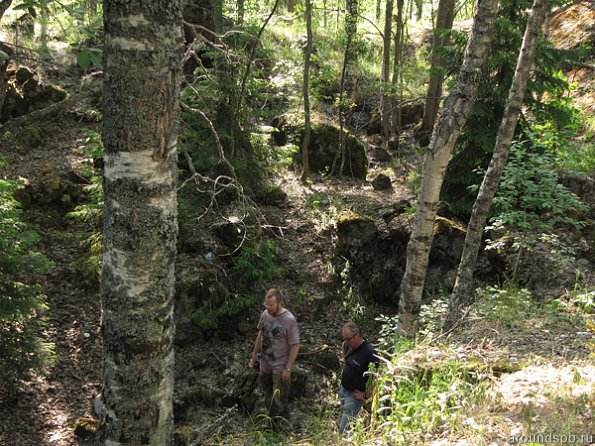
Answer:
[
  {"left": 74, "top": 417, "right": 98, "bottom": 439},
  {"left": 434, "top": 216, "right": 467, "bottom": 235},
  {"left": 336, "top": 209, "right": 373, "bottom": 225}
]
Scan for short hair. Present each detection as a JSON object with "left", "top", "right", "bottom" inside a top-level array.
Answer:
[
  {"left": 265, "top": 288, "right": 283, "bottom": 304},
  {"left": 343, "top": 321, "right": 361, "bottom": 336}
]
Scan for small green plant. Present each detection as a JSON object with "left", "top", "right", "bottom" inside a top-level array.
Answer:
[
  {"left": 473, "top": 285, "right": 534, "bottom": 325},
  {"left": 191, "top": 239, "right": 284, "bottom": 332},
  {"left": 371, "top": 354, "right": 486, "bottom": 445},
  {"left": 0, "top": 179, "right": 55, "bottom": 397},
  {"left": 66, "top": 130, "right": 104, "bottom": 286},
  {"left": 493, "top": 141, "right": 588, "bottom": 233},
  {"left": 418, "top": 293, "right": 450, "bottom": 340}
]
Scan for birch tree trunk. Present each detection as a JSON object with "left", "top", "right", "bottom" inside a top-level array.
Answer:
[
  {"left": 300, "top": 0, "right": 313, "bottom": 182},
  {"left": 444, "top": 0, "right": 549, "bottom": 332},
  {"left": 421, "top": 0, "right": 455, "bottom": 136},
  {"left": 380, "top": 0, "right": 394, "bottom": 141},
  {"left": 97, "top": 1, "right": 183, "bottom": 444},
  {"left": 398, "top": 0, "right": 499, "bottom": 335}
]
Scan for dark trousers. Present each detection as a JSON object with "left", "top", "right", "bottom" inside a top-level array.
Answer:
[{"left": 259, "top": 370, "right": 291, "bottom": 420}]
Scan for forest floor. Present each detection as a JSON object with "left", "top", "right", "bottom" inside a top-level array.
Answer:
[{"left": 1, "top": 5, "right": 594, "bottom": 445}]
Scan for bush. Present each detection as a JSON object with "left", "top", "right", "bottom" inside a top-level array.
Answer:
[
  {"left": 0, "top": 179, "right": 54, "bottom": 397},
  {"left": 191, "top": 239, "right": 284, "bottom": 332}
]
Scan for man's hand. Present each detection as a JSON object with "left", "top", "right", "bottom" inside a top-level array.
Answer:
[
  {"left": 353, "top": 389, "right": 366, "bottom": 401},
  {"left": 281, "top": 368, "right": 291, "bottom": 381}
]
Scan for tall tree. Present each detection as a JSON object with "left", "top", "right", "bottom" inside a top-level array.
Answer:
[
  {"left": 390, "top": 0, "right": 405, "bottom": 137},
  {"left": 1, "top": 0, "right": 14, "bottom": 115},
  {"left": 333, "top": 0, "right": 358, "bottom": 175},
  {"left": 398, "top": 0, "right": 499, "bottom": 335},
  {"left": 380, "top": 0, "right": 394, "bottom": 140},
  {"left": 97, "top": 1, "right": 183, "bottom": 444},
  {"left": 444, "top": 0, "right": 549, "bottom": 331},
  {"left": 421, "top": 0, "right": 456, "bottom": 137},
  {"left": 300, "top": 0, "right": 313, "bottom": 182}
]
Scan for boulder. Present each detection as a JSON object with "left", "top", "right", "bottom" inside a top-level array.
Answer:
[
  {"left": 333, "top": 214, "right": 492, "bottom": 303},
  {"left": 290, "top": 123, "right": 368, "bottom": 179},
  {"left": 336, "top": 210, "right": 379, "bottom": 250},
  {"left": 371, "top": 173, "right": 392, "bottom": 191}
]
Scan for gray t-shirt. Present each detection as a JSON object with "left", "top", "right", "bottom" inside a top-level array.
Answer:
[{"left": 257, "top": 309, "right": 299, "bottom": 374}]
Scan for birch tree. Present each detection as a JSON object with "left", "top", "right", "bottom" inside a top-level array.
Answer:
[
  {"left": 97, "top": 1, "right": 183, "bottom": 444},
  {"left": 444, "top": 0, "right": 549, "bottom": 331},
  {"left": 398, "top": 0, "right": 499, "bottom": 335},
  {"left": 300, "top": 0, "right": 313, "bottom": 182}
]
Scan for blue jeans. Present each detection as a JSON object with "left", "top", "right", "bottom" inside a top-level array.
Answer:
[{"left": 339, "top": 386, "right": 364, "bottom": 434}]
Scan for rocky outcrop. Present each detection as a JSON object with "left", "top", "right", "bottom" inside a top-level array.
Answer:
[
  {"left": 334, "top": 209, "right": 496, "bottom": 304},
  {"left": 1, "top": 64, "right": 67, "bottom": 122},
  {"left": 272, "top": 120, "right": 368, "bottom": 179}
]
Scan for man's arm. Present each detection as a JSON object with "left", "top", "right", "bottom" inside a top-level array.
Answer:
[{"left": 281, "top": 343, "right": 299, "bottom": 381}]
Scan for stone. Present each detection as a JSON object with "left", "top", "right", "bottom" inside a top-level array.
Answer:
[
  {"left": 74, "top": 417, "right": 98, "bottom": 439},
  {"left": 371, "top": 173, "right": 392, "bottom": 191},
  {"left": 15, "top": 66, "right": 35, "bottom": 84},
  {"left": 213, "top": 220, "right": 245, "bottom": 248},
  {"left": 336, "top": 210, "right": 378, "bottom": 249},
  {"left": 301, "top": 123, "right": 368, "bottom": 179}
]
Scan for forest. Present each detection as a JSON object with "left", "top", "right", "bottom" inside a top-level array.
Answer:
[{"left": 0, "top": 0, "right": 593, "bottom": 445}]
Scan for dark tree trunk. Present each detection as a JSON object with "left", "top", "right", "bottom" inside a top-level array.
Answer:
[
  {"left": 390, "top": 0, "right": 405, "bottom": 137},
  {"left": 301, "top": 0, "right": 313, "bottom": 182},
  {"left": 421, "top": 0, "right": 456, "bottom": 136},
  {"left": 380, "top": 0, "right": 394, "bottom": 140}
]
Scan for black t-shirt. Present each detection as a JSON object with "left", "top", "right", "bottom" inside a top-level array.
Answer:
[{"left": 341, "top": 340, "right": 379, "bottom": 392}]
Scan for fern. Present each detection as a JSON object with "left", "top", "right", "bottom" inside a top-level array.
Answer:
[{"left": 0, "top": 179, "right": 55, "bottom": 397}]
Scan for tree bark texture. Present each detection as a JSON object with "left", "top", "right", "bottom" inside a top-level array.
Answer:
[
  {"left": 98, "top": 1, "right": 183, "bottom": 445},
  {"left": 300, "top": 0, "right": 313, "bottom": 182},
  {"left": 444, "top": 0, "right": 549, "bottom": 331},
  {"left": 345, "top": 0, "right": 358, "bottom": 67},
  {"left": 380, "top": 0, "right": 394, "bottom": 140},
  {"left": 398, "top": 0, "right": 500, "bottom": 335},
  {"left": 0, "top": 43, "right": 13, "bottom": 116},
  {"left": 422, "top": 0, "right": 456, "bottom": 134},
  {"left": 390, "top": 0, "right": 404, "bottom": 136}
]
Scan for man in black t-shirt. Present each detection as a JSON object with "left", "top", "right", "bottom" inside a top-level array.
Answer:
[{"left": 339, "top": 322, "right": 379, "bottom": 434}]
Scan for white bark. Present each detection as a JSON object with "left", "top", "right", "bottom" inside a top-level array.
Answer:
[
  {"left": 99, "top": 1, "right": 183, "bottom": 444},
  {"left": 445, "top": 0, "right": 549, "bottom": 331},
  {"left": 398, "top": 0, "right": 500, "bottom": 335}
]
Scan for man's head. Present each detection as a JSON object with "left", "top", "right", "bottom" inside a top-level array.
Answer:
[
  {"left": 342, "top": 322, "right": 363, "bottom": 348},
  {"left": 264, "top": 288, "right": 284, "bottom": 316}
]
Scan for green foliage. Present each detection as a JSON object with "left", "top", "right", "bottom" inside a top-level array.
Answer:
[
  {"left": 66, "top": 130, "right": 103, "bottom": 286},
  {"left": 180, "top": 24, "right": 275, "bottom": 198},
  {"left": 0, "top": 179, "right": 54, "bottom": 396},
  {"left": 474, "top": 285, "right": 534, "bottom": 324},
  {"left": 491, "top": 140, "right": 588, "bottom": 233},
  {"left": 372, "top": 354, "right": 484, "bottom": 443},
  {"left": 191, "top": 239, "right": 283, "bottom": 331},
  {"left": 441, "top": 0, "right": 586, "bottom": 217}
]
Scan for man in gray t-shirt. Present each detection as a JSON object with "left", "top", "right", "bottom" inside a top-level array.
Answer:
[{"left": 251, "top": 289, "right": 299, "bottom": 422}]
